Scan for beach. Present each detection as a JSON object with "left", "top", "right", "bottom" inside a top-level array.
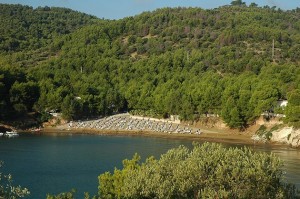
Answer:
[
  {"left": 43, "top": 127, "right": 255, "bottom": 145},
  {"left": 40, "top": 113, "right": 261, "bottom": 146}
]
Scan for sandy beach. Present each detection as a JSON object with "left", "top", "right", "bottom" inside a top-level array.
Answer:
[
  {"left": 39, "top": 127, "right": 275, "bottom": 149},
  {"left": 42, "top": 124, "right": 257, "bottom": 146}
]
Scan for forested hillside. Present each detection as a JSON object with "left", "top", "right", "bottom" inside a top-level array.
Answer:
[
  {"left": 0, "top": 2, "right": 300, "bottom": 128},
  {"left": 0, "top": 4, "right": 96, "bottom": 52}
]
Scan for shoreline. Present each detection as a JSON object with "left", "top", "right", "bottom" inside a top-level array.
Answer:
[
  {"left": 18, "top": 113, "right": 296, "bottom": 148},
  {"left": 39, "top": 112, "right": 259, "bottom": 146},
  {"left": 39, "top": 126, "right": 281, "bottom": 147}
]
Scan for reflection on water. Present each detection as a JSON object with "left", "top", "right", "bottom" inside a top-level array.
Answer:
[
  {"left": 0, "top": 133, "right": 299, "bottom": 198},
  {"left": 254, "top": 145, "right": 300, "bottom": 187}
]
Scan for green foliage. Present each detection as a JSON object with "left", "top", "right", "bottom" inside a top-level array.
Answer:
[
  {"left": 0, "top": 3, "right": 300, "bottom": 128},
  {"left": 0, "top": 67, "right": 32, "bottom": 119},
  {"left": 285, "top": 89, "right": 300, "bottom": 128},
  {"left": 256, "top": 125, "right": 284, "bottom": 141},
  {"left": 130, "top": 109, "right": 162, "bottom": 118},
  {"left": 9, "top": 81, "right": 40, "bottom": 112},
  {"left": 98, "top": 153, "right": 141, "bottom": 199},
  {"left": 97, "top": 143, "right": 299, "bottom": 199},
  {"left": 255, "top": 125, "right": 272, "bottom": 140},
  {"left": 231, "top": 0, "right": 246, "bottom": 6},
  {"left": 46, "top": 189, "right": 76, "bottom": 199},
  {"left": 0, "top": 161, "right": 30, "bottom": 199},
  {"left": 38, "top": 111, "right": 53, "bottom": 123},
  {"left": 0, "top": 4, "right": 96, "bottom": 53},
  {"left": 61, "top": 95, "right": 78, "bottom": 120},
  {"left": 256, "top": 125, "right": 267, "bottom": 136}
]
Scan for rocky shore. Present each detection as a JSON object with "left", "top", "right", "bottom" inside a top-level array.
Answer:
[{"left": 271, "top": 127, "right": 300, "bottom": 147}]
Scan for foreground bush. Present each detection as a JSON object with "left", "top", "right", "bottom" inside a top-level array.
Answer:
[
  {"left": 0, "top": 162, "right": 30, "bottom": 199},
  {"left": 98, "top": 143, "right": 299, "bottom": 199}
]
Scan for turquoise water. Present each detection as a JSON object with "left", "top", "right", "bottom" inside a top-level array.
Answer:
[{"left": 0, "top": 133, "right": 299, "bottom": 198}]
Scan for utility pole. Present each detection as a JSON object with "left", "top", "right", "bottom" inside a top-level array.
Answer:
[{"left": 272, "top": 39, "right": 275, "bottom": 59}]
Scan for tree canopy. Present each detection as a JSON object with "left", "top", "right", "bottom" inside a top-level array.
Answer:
[{"left": 0, "top": 3, "right": 300, "bottom": 128}]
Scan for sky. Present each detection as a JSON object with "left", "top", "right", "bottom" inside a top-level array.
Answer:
[{"left": 0, "top": 0, "right": 299, "bottom": 19}]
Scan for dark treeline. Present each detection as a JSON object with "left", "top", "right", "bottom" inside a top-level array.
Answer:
[{"left": 0, "top": 2, "right": 300, "bottom": 128}]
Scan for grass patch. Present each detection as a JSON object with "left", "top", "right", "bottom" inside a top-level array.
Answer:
[{"left": 256, "top": 125, "right": 267, "bottom": 136}]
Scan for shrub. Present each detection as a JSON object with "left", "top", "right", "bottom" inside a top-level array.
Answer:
[
  {"left": 0, "top": 161, "right": 30, "bottom": 198},
  {"left": 97, "top": 143, "right": 299, "bottom": 199}
]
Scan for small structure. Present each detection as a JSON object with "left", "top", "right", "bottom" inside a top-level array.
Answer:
[
  {"left": 277, "top": 100, "right": 288, "bottom": 108},
  {"left": 261, "top": 100, "right": 288, "bottom": 118},
  {"left": 48, "top": 109, "right": 61, "bottom": 117}
]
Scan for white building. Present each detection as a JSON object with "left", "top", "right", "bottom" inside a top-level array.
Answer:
[{"left": 277, "top": 100, "right": 288, "bottom": 108}]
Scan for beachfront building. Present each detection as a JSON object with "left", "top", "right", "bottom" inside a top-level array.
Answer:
[{"left": 261, "top": 100, "right": 288, "bottom": 118}]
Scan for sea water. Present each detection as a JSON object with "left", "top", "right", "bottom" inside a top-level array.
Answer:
[{"left": 0, "top": 133, "right": 299, "bottom": 198}]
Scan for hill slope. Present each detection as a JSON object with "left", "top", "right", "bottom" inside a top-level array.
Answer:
[
  {"left": 0, "top": 4, "right": 299, "bottom": 128},
  {"left": 0, "top": 4, "right": 96, "bottom": 52}
]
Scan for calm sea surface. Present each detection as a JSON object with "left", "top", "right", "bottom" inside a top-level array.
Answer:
[{"left": 0, "top": 133, "right": 299, "bottom": 198}]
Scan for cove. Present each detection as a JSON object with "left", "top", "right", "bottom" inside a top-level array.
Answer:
[{"left": 0, "top": 133, "right": 299, "bottom": 199}]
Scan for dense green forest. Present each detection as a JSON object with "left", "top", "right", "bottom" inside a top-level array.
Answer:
[{"left": 0, "top": 2, "right": 300, "bottom": 128}]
